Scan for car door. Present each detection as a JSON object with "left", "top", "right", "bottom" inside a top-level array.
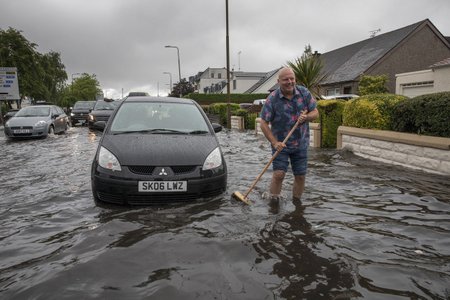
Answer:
[{"left": 52, "top": 106, "right": 63, "bottom": 132}]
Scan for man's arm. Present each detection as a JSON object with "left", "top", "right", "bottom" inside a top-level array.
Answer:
[
  {"left": 306, "top": 108, "right": 319, "bottom": 122},
  {"left": 260, "top": 119, "right": 284, "bottom": 151}
]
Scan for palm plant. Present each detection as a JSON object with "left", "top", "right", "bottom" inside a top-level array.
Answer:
[{"left": 287, "top": 46, "right": 326, "bottom": 98}]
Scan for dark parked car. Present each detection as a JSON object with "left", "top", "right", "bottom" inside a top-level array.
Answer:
[
  {"left": 70, "top": 100, "right": 95, "bottom": 126},
  {"left": 88, "top": 99, "right": 120, "bottom": 130},
  {"left": 4, "top": 105, "right": 69, "bottom": 139},
  {"left": 3, "top": 109, "right": 19, "bottom": 123},
  {"left": 91, "top": 96, "right": 227, "bottom": 205}
]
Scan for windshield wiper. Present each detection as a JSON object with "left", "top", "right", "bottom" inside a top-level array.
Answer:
[
  {"left": 112, "top": 129, "right": 187, "bottom": 135},
  {"left": 188, "top": 130, "right": 209, "bottom": 134}
]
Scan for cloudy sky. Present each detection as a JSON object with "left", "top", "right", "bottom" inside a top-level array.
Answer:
[{"left": 1, "top": 0, "right": 449, "bottom": 98}]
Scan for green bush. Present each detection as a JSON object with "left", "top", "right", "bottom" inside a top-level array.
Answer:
[
  {"left": 343, "top": 93, "right": 407, "bottom": 130},
  {"left": 206, "top": 103, "right": 240, "bottom": 125},
  {"left": 186, "top": 93, "right": 268, "bottom": 105},
  {"left": 392, "top": 92, "right": 450, "bottom": 137},
  {"left": 317, "top": 100, "right": 346, "bottom": 148},
  {"left": 234, "top": 109, "right": 258, "bottom": 130}
]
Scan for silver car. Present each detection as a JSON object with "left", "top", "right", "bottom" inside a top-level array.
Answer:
[{"left": 4, "top": 105, "right": 69, "bottom": 139}]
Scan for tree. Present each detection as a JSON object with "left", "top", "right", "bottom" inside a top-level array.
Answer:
[
  {"left": 60, "top": 73, "right": 101, "bottom": 109},
  {"left": 0, "top": 27, "right": 67, "bottom": 106},
  {"left": 287, "top": 44, "right": 326, "bottom": 98},
  {"left": 358, "top": 75, "right": 388, "bottom": 95},
  {"left": 170, "top": 79, "right": 194, "bottom": 97}
]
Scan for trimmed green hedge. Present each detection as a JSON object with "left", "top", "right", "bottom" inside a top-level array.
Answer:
[
  {"left": 186, "top": 93, "right": 268, "bottom": 105},
  {"left": 392, "top": 92, "right": 450, "bottom": 137},
  {"left": 343, "top": 93, "right": 407, "bottom": 130},
  {"left": 317, "top": 100, "right": 346, "bottom": 148}
]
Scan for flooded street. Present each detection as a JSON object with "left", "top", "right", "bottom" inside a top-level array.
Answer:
[{"left": 0, "top": 126, "right": 449, "bottom": 299}]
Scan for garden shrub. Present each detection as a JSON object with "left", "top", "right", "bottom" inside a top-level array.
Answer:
[
  {"left": 317, "top": 100, "right": 346, "bottom": 148},
  {"left": 392, "top": 92, "right": 450, "bottom": 137},
  {"left": 343, "top": 93, "right": 407, "bottom": 130}
]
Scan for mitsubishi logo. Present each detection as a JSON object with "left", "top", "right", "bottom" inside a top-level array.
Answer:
[{"left": 159, "top": 168, "right": 168, "bottom": 176}]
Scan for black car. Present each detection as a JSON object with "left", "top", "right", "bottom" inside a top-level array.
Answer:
[
  {"left": 88, "top": 99, "right": 120, "bottom": 130},
  {"left": 70, "top": 101, "right": 95, "bottom": 126},
  {"left": 91, "top": 96, "right": 227, "bottom": 205}
]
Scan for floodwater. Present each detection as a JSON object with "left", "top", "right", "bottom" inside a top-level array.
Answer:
[{"left": 0, "top": 126, "right": 449, "bottom": 299}]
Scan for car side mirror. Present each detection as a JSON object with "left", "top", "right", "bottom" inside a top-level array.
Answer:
[
  {"left": 212, "top": 123, "right": 222, "bottom": 133},
  {"left": 52, "top": 113, "right": 60, "bottom": 119}
]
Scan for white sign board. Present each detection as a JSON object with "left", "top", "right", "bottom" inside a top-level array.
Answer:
[{"left": 0, "top": 67, "right": 20, "bottom": 100}]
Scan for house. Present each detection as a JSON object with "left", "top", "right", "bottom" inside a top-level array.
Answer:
[
  {"left": 319, "top": 19, "right": 450, "bottom": 96},
  {"left": 395, "top": 57, "right": 450, "bottom": 97},
  {"left": 245, "top": 19, "right": 450, "bottom": 96},
  {"left": 191, "top": 67, "right": 267, "bottom": 94},
  {"left": 224, "top": 71, "right": 268, "bottom": 93},
  {"left": 245, "top": 67, "right": 281, "bottom": 94},
  {"left": 191, "top": 67, "right": 227, "bottom": 94}
]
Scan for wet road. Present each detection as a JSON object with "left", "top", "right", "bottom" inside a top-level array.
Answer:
[{"left": 0, "top": 126, "right": 449, "bottom": 299}]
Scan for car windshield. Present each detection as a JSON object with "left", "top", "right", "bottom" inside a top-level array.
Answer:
[
  {"left": 110, "top": 102, "right": 210, "bottom": 134},
  {"left": 15, "top": 106, "right": 50, "bottom": 117},
  {"left": 94, "top": 101, "right": 118, "bottom": 110},
  {"left": 74, "top": 102, "right": 95, "bottom": 109}
]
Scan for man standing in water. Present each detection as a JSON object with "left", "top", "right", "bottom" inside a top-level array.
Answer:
[{"left": 259, "top": 67, "right": 319, "bottom": 202}]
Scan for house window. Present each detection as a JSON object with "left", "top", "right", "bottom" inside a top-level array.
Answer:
[
  {"left": 326, "top": 88, "right": 340, "bottom": 96},
  {"left": 233, "top": 80, "right": 237, "bottom": 90},
  {"left": 401, "top": 81, "right": 434, "bottom": 87},
  {"left": 343, "top": 86, "right": 352, "bottom": 94},
  {"left": 218, "top": 73, "right": 222, "bottom": 79},
  {"left": 211, "top": 73, "right": 215, "bottom": 78}
]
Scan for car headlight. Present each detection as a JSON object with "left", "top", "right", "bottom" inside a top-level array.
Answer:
[
  {"left": 70, "top": 112, "right": 75, "bottom": 117},
  {"left": 98, "top": 146, "right": 122, "bottom": 171},
  {"left": 34, "top": 120, "right": 47, "bottom": 128},
  {"left": 203, "top": 147, "right": 222, "bottom": 170},
  {"left": 89, "top": 114, "right": 95, "bottom": 121}
]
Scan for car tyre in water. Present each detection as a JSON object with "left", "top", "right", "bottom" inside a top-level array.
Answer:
[{"left": 48, "top": 125, "right": 55, "bottom": 135}]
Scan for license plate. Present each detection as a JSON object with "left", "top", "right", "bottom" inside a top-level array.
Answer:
[
  {"left": 138, "top": 181, "right": 187, "bottom": 192},
  {"left": 13, "top": 129, "right": 30, "bottom": 134}
]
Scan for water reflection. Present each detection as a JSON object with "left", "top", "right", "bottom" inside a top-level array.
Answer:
[{"left": 254, "top": 201, "right": 356, "bottom": 299}]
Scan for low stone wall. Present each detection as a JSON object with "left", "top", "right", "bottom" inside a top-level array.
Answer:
[{"left": 337, "top": 126, "right": 450, "bottom": 176}]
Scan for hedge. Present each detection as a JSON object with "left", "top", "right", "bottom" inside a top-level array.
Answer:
[
  {"left": 343, "top": 93, "right": 407, "bottom": 130},
  {"left": 186, "top": 93, "right": 268, "bottom": 105},
  {"left": 317, "top": 100, "right": 346, "bottom": 148},
  {"left": 392, "top": 92, "right": 450, "bottom": 137}
]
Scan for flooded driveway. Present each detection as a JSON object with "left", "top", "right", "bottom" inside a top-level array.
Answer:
[{"left": 0, "top": 126, "right": 449, "bottom": 299}]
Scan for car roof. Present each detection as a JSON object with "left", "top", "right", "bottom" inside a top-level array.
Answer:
[{"left": 123, "top": 96, "right": 196, "bottom": 104}]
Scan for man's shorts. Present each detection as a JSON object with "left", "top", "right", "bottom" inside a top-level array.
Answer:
[{"left": 272, "top": 147, "right": 308, "bottom": 175}]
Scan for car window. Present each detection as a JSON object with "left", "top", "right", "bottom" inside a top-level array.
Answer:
[
  {"left": 15, "top": 106, "right": 50, "bottom": 117},
  {"left": 94, "top": 101, "right": 118, "bottom": 110},
  {"left": 110, "top": 102, "right": 210, "bottom": 133},
  {"left": 74, "top": 101, "right": 94, "bottom": 109}
]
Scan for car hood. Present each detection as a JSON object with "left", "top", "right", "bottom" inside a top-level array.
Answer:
[
  {"left": 90, "top": 110, "right": 114, "bottom": 117},
  {"left": 72, "top": 108, "right": 91, "bottom": 113},
  {"left": 6, "top": 116, "right": 50, "bottom": 126},
  {"left": 100, "top": 134, "right": 220, "bottom": 166}
]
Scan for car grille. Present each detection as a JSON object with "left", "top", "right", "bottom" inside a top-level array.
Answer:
[
  {"left": 10, "top": 126, "right": 33, "bottom": 129},
  {"left": 128, "top": 165, "right": 196, "bottom": 175},
  {"left": 97, "top": 188, "right": 224, "bottom": 206}
]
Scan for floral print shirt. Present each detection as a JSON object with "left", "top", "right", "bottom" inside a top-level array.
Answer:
[{"left": 260, "top": 85, "right": 317, "bottom": 150}]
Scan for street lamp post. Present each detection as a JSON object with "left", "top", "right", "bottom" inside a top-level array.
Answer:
[
  {"left": 165, "top": 45, "right": 181, "bottom": 97},
  {"left": 163, "top": 72, "right": 173, "bottom": 95}
]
